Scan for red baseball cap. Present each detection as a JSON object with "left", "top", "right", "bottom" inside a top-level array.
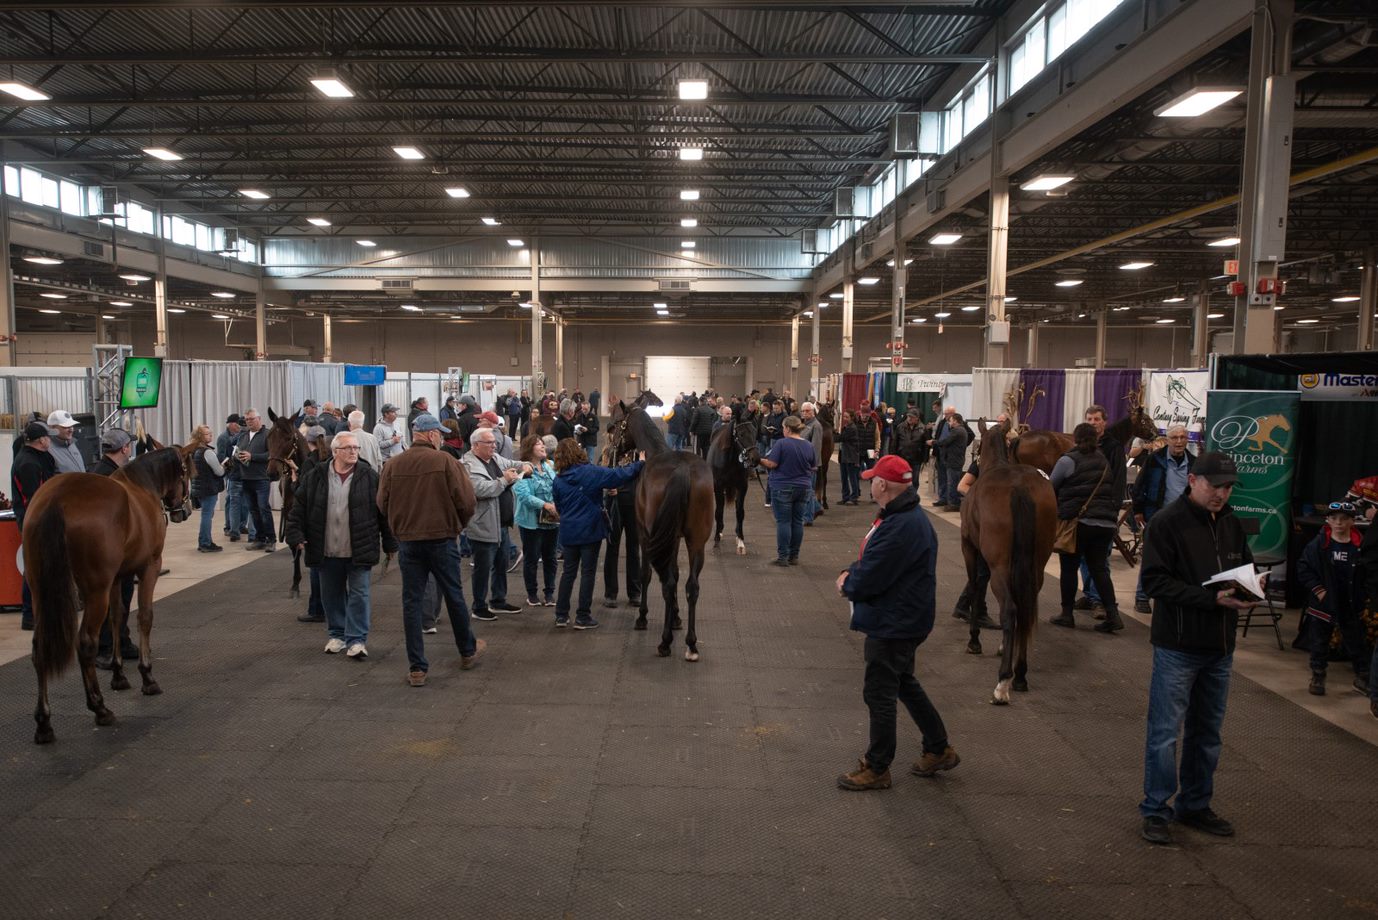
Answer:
[
  {"left": 861, "top": 455, "right": 912, "bottom": 483},
  {"left": 479, "top": 411, "right": 502, "bottom": 425}
]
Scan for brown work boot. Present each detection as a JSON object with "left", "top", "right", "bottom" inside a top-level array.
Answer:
[
  {"left": 407, "top": 670, "right": 427, "bottom": 688},
  {"left": 460, "top": 638, "right": 488, "bottom": 670},
  {"left": 912, "top": 746, "right": 961, "bottom": 777},
  {"left": 836, "top": 759, "right": 891, "bottom": 791}
]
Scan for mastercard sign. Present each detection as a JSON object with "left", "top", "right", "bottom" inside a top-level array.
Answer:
[{"left": 1297, "top": 372, "right": 1378, "bottom": 400}]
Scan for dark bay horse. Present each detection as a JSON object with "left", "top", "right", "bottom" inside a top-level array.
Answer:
[
  {"left": 813, "top": 401, "right": 836, "bottom": 511},
  {"left": 607, "top": 398, "right": 715, "bottom": 661},
  {"left": 708, "top": 419, "right": 761, "bottom": 555},
  {"left": 961, "top": 420, "right": 1057, "bottom": 705},
  {"left": 266, "top": 409, "right": 309, "bottom": 597},
  {"left": 1011, "top": 407, "right": 1158, "bottom": 473},
  {"left": 26, "top": 447, "right": 192, "bottom": 743}
]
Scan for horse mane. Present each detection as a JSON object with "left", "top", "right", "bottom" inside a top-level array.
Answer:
[
  {"left": 979, "top": 420, "right": 1012, "bottom": 468},
  {"left": 113, "top": 447, "right": 185, "bottom": 494},
  {"left": 628, "top": 406, "right": 669, "bottom": 458}
]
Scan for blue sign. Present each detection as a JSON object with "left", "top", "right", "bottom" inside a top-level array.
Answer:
[{"left": 344, "top": 364, "right": 387, "bottom": 386}]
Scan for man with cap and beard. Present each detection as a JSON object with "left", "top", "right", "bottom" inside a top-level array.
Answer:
[
  {"left": 12, "top": 421, "right": 56, "bottom": 631},
  {"left": 46, "top": 409, "right": 86, "bottom": 474},
  {"left": 375, "top": 403, "right": 406, "bottom": 463}
]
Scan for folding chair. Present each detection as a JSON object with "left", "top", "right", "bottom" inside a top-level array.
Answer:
[{"left": 1235, "top": 516, "right": 1285, "bottom": 650}]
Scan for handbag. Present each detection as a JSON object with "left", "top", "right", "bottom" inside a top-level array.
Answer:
[
  {"left": 1054, "top": 459, "right": 1109, "bottom": 555},
  {"left": 539, "top": 507, "right": 560, "bottom": 526}
]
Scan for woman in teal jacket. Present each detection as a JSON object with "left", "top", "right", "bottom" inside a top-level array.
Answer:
[{"left": 514, "top": 435, "right": 560, "bottom": 607}]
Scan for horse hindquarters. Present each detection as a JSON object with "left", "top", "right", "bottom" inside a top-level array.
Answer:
[{"left": 27, "top": 506, "right": 80, "bottom": 743}]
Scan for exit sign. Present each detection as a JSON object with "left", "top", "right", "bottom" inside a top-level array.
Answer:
[{"left": 1224, "top": 259, "right": 1240, "bottom": 275}]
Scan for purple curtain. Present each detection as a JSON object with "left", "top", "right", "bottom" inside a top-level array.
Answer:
[
  {"left": 1093, "top": 370, "right": 1144, "bottom": 424},
  {"left": 1017, "top": 369, "right": 1066, "bottom": 432}
]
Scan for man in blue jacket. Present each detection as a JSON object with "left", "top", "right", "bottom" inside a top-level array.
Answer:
[{"left": 835, "top": 454, "right": 960, "bottom": 791}]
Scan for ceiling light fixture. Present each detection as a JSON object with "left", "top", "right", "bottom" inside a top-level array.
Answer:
[
  {"left": 1333, "top": 295, "right": 1361, "bottom": 303},
  {"left": 678, "top": 80, "right": 708, "bottom": 100},
  {"left": 240, "top": 189, "right": 269, "bottom": 200},
  {"left": 0, "top": 82, "right": 49, "bottom": 102},
  {"left": 211, "top": 291, "right": 236, "bottom": 299},
  {"left": 654, "top": 302, "right": 668, "bottom": 309},
  {"left": 1020, "top": 175, "right": 1074, "bottom": 192},
  {"left": 1120, "top": 261, "right": 1154, "bottom": 270},
  {"left": 309, "top": 68, "right": 354, "bottom": 98},
  {"left": 929, "top": 233, "right": 962, "bottom": 245},
  {"left": 1163, "top": 295, "right": 1186, "bottom": 303},
  {"left": 101, "top": 314, "right": 116, "bottom": 320},
  {"left": 857, "top": 277, "right": 880, "bottom": 285},
  {"left": 211, "top": 313, "right": 231, "bottom": 320},
  {"left": 1207, "top": 312, "right": 1225, "bottom": 319},
  {"left": 656, "top": 308, "right": 671, "bottom": 316},
  {"left": 23, "top": 256, "right": 63, "bottom": 265},
  {"left": 1155, "top": 87, "right": 1243, "bottom": 118},
  {"left": 1004, "top": 296, "right": 1017, "bottom": 303},
  {"left": 1296, "top": 318, "right": 1320, "bottom": 324},
  {"left": 886, "top": 259, "right": 914, "bottom": 267},
  {"left": 119, "top": 273, "right": 151, "bottom": 282},
  {"left": 1055, "top": 279, "right": 1084, "bottom": 287},
  {"left": 1155, "top": 318, "right": 1174, "bottom": 324},
  {"left": 143, "top": 147, "right": 183, "bottom": 161},
  {"left": 1113, "top": 305, "right": 1132, "bottom": 312},
  {"left": 680, "top": 218, "right": 698, "bottom": 228},
  {"left": 39, "top": 292, "right": 67, "bottom": 299},
  {"left": 109, "top": 301, "right": 132, "bottom": 307},
  {"left": 481, "top": 217, "right": 501, "bottom": 226},
  {"left": 802, "top": 310, "right": 813, "bottom": 318},
  {"left": 356, "top": 240, "right": 376, "bottom": 247},
  {"left": 38, "top": 308, "right": 61, "bottom": 314},
  {"left": 307, "top": 217, "right": 331, "bottom": 227},
  {"left": 912, "top": 317, "right": 927, "bottom": 324},
  {"left": 400, "top": 304, "right": 422, "bottom": 312},
  {"left": 934, "top": 311, "right": 952, "bottom": 319},
  {"left": 961, "top": 305, "right": 981, "bottom": 312},
  {"left": 829, "top": 292, "right": 844, "bottom": 299},
  {"left": 680, "top": 189, "right": 700, "bottom": 201},
  {"left": 445, "top": 186, "right": 471, "bottom": 199},
  {"left": 1207, "top": 236, "right": 1240, "bottom": 248},
  {"left": 392, "top": 145, "right": 426, "bottom": 160},
  {"left": 679, "top": 147, "right": 704, "bottom": 161},
  {"left": 817, "top": 302, "right": 828, "bottom": 309},
  {"left": 507, "top": 239, "right": 524, "bottom": 247},
  {"left": 680, "top": 241, "right": 696, "bottom": 249},
  {"left": 167, "top": 307, "right": 186, "bottom": 314}
]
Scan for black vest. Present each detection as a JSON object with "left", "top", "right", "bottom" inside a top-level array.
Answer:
[
  {"left": 1056, "top": 449, "right": 1117, "bottom": 522},
  {"left": 192, "top": 446, "right": 225, "bottom": 497}
]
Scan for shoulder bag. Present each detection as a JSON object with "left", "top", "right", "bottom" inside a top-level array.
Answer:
[{"left": 1054, "top": 459, "right": 1109, "bottom": 555}]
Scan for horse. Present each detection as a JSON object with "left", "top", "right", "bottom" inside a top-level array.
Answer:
[
  {"left": 606, "top": 396, "right": 715, "bottom": 661},
  {"left": 26, "top": 447, "right": 192, "bottom": 744},
  {"left": 961, "top": 419, "right": 1058, "bottom": 705},
  {"left": 813, "top": 401, "right": 836, "bottom": 511},
  {"left": 266, "top": 409, "right": 309, "bottom": 597},
  {"left": 708, "top": 419, "right": 761, "bottom": 555},
  {"left": 1011, "top": 406, "right": 1158, "bottom": 474},
  {"left": 1246, "top": 413, "right": 1291, "bottom": 453}
]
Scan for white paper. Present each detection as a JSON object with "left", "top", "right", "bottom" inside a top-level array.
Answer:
[{"left": 1202, "top": 563, "right": 1266, "bottom": 602}]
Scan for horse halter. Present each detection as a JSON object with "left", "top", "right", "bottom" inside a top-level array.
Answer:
[{"left": 732, "top": 422, "right": 759, "bottom": 466}]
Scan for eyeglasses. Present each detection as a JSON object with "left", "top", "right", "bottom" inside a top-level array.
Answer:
[
  {"left": 1328, "top": 501, "right": 1357, "bottom": 514},
  {"left": 333, "top": 446, "right": 360, "bottom": 452}
]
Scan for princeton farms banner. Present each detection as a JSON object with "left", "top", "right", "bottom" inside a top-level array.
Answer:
[
  {"left": 1205, "top": 389, "right": 1301, "bottom": 561},
  {"left": 1148, "top": 369, "right": 1210, "bottom": 441}
]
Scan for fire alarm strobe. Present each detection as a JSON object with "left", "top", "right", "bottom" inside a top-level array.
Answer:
[
  {"left": 1226, "top": 281, "right": 1247, "bottom": 297},
  {"left": 1256, "top": 278, "right": 1286, "bottom": 295}
]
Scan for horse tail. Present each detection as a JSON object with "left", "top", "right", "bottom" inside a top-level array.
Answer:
[
  {"left": 1008, "top": 485, "right": 1039, "bottom": 649},
  {"left": 28, "top": 506, "right": 78, "bottom": 679},
  {"left": 643, "top": 462, "right": 691, "bottom": 569}
]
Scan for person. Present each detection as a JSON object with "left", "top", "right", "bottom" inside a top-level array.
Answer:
[
  {"left": 375, "top": 403, "right": 405, "bottom": 464},
  {"left": 12, "top": 421, "right": 56, "bottom": 631},
  {"left": 759, "top": 416, "right": 816, "bottom": 566},
  {"left": 217, "top": 413, "right": 252, "bottom": 543},
  {"left": 836, "top": 409, "right": 862, "bottom": 505},
  {"left": 1073, "top": 404, "right": 1129, "bottom": 614},
  {"left": 932, "top": 412, "right": 970, "bottom": 511},
  {"left": 439, "top": 396, "right": 459, "bottom": 425},
  {"left": 1138, "top": 452, "right": 1255, "bottom": 845},
  {"left": 602, "top": 439, "right": 642, "bottom": 611},
  {"left": 1049, "top": 423, "right": 1123, "bottom": 633},
  {"left": 761, "top": 399, "right": 786, "bottom": 452},
  {"left": 377, "top": 413, "right": 481, "bottom": 686},
  {"left": 90, "top": 429, "right": 139, "bottom": 668},
  {"left": 188, "top": 424, "right": 226, "bottom": 553},
  {"left": 928, "top": 405, "right": 955, "bottom": 506},
  {"left": 318, "top": 402, "right": 340, "bottom": 436},
  {"left": 406, "top": 396, "right": 429, "bottom": 431},
  {"left": 291, "top": 398, "right": 317, "bottom": 428},
  {"left": 552, "top": 398, "right": 578, "bottom": 442},
  {"left": 854, "top": 402, "right": 881, "bottom": 477},
  {"left": 835, "top": 454, "right": 958, "bottom": 791},
  {"left": 504, "top": 388, "right": 524, "bottom": 436},
  {"left": 234, "top": 408, "right": 276, "bottom": 552},
  {"left": 576, "top": 401, "right": 599, "bottom": 457},
  {"left": 285, "top": 431, "right": 396, "bottom": 660},
  {"left": 893, "top": 409, "right": 928, "bottom": 482},
  {"left": 589, "top": 387, "right": 601, "bottom": 415},
  {"left": 1297, "top": 501, "right": 1369, "bottom": 697},
  {"left": 692, "top": 396, "right": 717, "bottom": 460},
  {"left": 45, "top": 410, "right": 86, "bottom": 474},
  {"left": 348, "top": 409, "right": 382, "bottom": 470},
  {"left": 1130, "top": 425, "right": 1193, "bottom": 613},
  {"left": 667, "top": 394, "right": 690, "bottom": 451},
  {"left": 461, "top": 427, "right": 529, "bottom": 621},
  {"left": 798, "top": 403, "right": 825, "bottom": 522},
  {"left": 454, "top": 394, "right": 481, "bottom": 450},
  {"left": 514, "top": 435, "right": 560, "bottom": 607},
  {"left": 551, "top": 438, "right": 643, "bottom": 629}
]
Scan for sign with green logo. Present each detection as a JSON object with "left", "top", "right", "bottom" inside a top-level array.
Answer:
[
  {"left": 1205, "top": 389, "right": 1300, "bottom": 560},
  {"left": 119, "top": 357, "right": 164, "bottom": 409}
]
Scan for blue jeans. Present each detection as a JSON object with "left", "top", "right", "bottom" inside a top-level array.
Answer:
[
  {"left": 520, "top": 527, "right": 558, "bottom": 600},
  {"left": 398, "top": 538, "right": 475, "bottom": 673},
  {"left": 556, "top": 541, "right": 601, "bottom": 621},
  {"left": 840, "top": 462, "right": 860, "bottom": 503},
  {"left": 940, "top": 465, "right": 962, "bottom": 506},
  {"left": 668, "top": 432, "right": 685, "bottom": 451},
  {"left": 318, "top": 556, "right": 372, "bottom": 645},
  {"left": 1140, "top": 646, "right": 1233, "bottom": 820},
  {"left": 242, "top": 479, "right": 275, "bottom": 543},
  {"left": 770, "top": 484, "right": 809, "bottom": 561},
  {"left": 197, "top": 492, "right": 219, "bottom": 548},
  {"left": 224, "top": 478, "right": 254, "bottom": 538},
  {"left": 308, "top": 565, "right": 324, "bottom": 619},
  {"left": 470, "top": 539, "right": 508, "bottom": 613}
]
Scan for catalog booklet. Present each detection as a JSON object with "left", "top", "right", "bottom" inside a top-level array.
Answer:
[{"left": 1202, "top": 563, "right": 1267, "bottom": 602}]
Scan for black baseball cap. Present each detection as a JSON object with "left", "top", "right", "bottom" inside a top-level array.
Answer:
[
  {"left": 226, "top": 413, "right": 245, "bottom": 425},
  {"left": 24, "top": 421, "right": 50, "bottom": 442},
  {"left": 1192, "top": 451, "right": 1239, "bottom": 487}
]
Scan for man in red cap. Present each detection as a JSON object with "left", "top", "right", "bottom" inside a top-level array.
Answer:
[{"left": 834, "top": 454, "right": 959, "bottom": 791}]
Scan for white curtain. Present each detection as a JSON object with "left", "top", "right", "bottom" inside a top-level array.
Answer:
[
  {"left": 971, "top": 368, "right": 1020, "bottom": 421},
  {"left": 1062, "top": 369, "right": 1096, "bottom": 432},
  {"left": 937, "top": 374, "right": 972, "bottom": 418}
]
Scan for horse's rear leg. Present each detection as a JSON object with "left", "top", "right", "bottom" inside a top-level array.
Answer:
[
  {"left": 684, "top": 549, "right": 704, "bottom": 662},
  {"left": 962, "top": 540, "right": 983, "bottom": 656},
  {"left": 77, "top": 589, "right": 116, "bottom": 726},
  {"left": 135, "top": 562, "right": 162, "bottom": 696},
  {"left": 33, "top": 659, "right": 55, "bottom": 744},
  {"left": 713, "top": 490, "right": 725, "bottom": 548},
  {"left": 657, "top": 558, "right": 680, "bottom": 657},
  {"left": 734, "top": 493, "right": 746, "bottom": 555},
  {"left": 634, "top": 546, "right": 651, "bottom": 630},
  {"left": 992, "top": 589, "right": 1017, "bottom": 706},
  {"left": 106, "top": 581, "right": 131, "bottom": 692}
]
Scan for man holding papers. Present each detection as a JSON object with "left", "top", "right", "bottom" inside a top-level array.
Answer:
[{"left": 1137, "top": 451, "right": 1258, "bottom": 846}]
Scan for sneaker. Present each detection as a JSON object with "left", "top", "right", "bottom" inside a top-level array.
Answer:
[
  {"left": 1309, "top": 672, "right": 1326, "bottom": 696},
  {"left": 930, "top": 499, "right": 945, "bottom": 507},
  {"left": 324, "top": 638, "right": 347, "bottom": 654},
  {"left": 472, "top": 609, "right": 497, "bottom": 622},
  {"left": 543, "top": 596, "right": 557, "bottom": 607},
  {"left": 197, "top": 543, "right": 224, "bottom": 553},
  {"left": 297, "top": 612, "right": 325, "bottom": 623},
  {"left": 228, "top": 534, "right": 240, "bottom": 542},
  {"left": 491, "top": 601, "right": 522, "bottom": 614},
  {"left": 422, "top": 624, "right": 438, "bottom": 634},
  {"left": 460, "top": 638, "right": 487, "bottom": 670},
  {"left": 1178, "top": 807, "right": 1234, "bottom": 837},
  {"left": 262, "top": 543, "right": 277, "bottom": 553},
  {"left": 555, "top": 616, "right": 570, "bottom": 628},
  {"left": 507, "top": 550, "right": 523, "bottom": 573},
  {"left": 527, "top": 596, "right": 542, "bottom": 607},
  {"left": 1073, "top": 596, "right": 1103, "bottom": 611},
  {"left": 573, "top": 617, "right": 600, "bottom": 630},
  {"left": 836, "top": 759, "right": 891, "bottom": 791},
  {"left": 1134, "top": 599, "right": 1151, "bottom": 614},
  {"left": 788, "top": 557, "right": 800, "bottom": 566},
  {"left": 245, "top": 541, "right": 266, "bottom": 551},
  {"left": 346, "top": 643, "right": 368, "bottom": 659},
  {"left": 770, "top": 558, "right": 790, "bottom": 567},
  {"left": 407, "top": 669, "right": 427, "bottom": 687},
  {"left": 603, "top": 597, "right": 619, "bottom": 609},
  {"left": 627, "top": 595, "right": 641, "bottom": 607},
  {"left": 911, "top": 746, "right": 960, "bottom": 777},
  {"left": 1141, "top": 815, "right": 1172, "bottom": 845},
  {"left": 1049, "top": 613, "right": 1076, "bottom": 628}
]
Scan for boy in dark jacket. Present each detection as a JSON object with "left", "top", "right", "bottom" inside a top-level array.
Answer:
[
  {"left": 1296, "top": 501, "right": 1370, "bottom": 696},
  {"left": 835, "top": 455, "right": 959, "bottom": 791}
]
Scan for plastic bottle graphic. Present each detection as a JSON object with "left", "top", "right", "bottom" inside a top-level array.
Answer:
[{"left": 135, "top": 365, "right": 149, "bottom": 398}]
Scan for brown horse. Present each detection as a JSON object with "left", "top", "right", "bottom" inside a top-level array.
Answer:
[
  {"left": 27, "top": 447, "right": 192, "bottom": 744},
  {"left": 961, "top": 420, "right": 1058, "bottom": 704},
  {"left": 1011, "top": 407, "right": 1158, "bottom": 473},
  {"left": 607, "top": 396, "right": 715, "bottom": 661},
  {"left": 813, "top": 401, "right": 837, "bottom": 511},
  {"left": 266, "top": 409, "right": 309, "bottom": 596},
  {"left": 708, "top": 418, "right": 761, "bottom": 555}
]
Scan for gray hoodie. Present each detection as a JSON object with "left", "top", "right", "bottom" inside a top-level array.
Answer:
[{"left": 460, "top": 450, "right": 525, "bottom": 542}]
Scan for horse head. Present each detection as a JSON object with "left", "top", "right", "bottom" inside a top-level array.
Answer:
[
  {"left": 266, "top": 414, "right": 306, "bottom": 479},
  {"left": 815, "top": 401, "right": 836, "bottom": 429},
  {"left": 732, "top": 421, "right": 761, "bottom": 467},
  {"left": 978, "top": 417, "right": 1012, "bottom": 467},
  {"left": 121, "top": 446, "right": 194, "bottom": 523},
  {"left": 635, "top": 389, "right": 662, "bottom": 410},
  {"left": 1130, "top": 406, "right": 1159, "bottom": 442}
]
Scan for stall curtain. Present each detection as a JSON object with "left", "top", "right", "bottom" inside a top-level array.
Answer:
[
  {"left": 841, "top": 373, "right": 868, "bottom": 412},
  {"left": 1295, "top": 400, "right": 1378, "bottom": 506},
  {"left": 939, "top": 375, "right": 973, "bottom": 421},
  {"left": 1062, "top": 369, "right": 1096, "bottom": 433},
  {"left": 1094, "top": 369, "right": 1150, "bottom": 425},
  {"left": 1017, "top": 368, "right": 1065, "bottom": 431},
  {"left": 971, "top": 368, "right": 1020, "bottom": 422}
]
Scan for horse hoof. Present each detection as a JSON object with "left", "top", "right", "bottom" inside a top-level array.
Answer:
[
  {"left": 111, "top": 673, "right": 131, "bottom": 692},
  {"left": 1013, "top": 679, "right": 1029, "bottom": 693},
  {"left": 34, "top": 726, "right": 55, "bottom": 745},
  {"left": 735, "top": 541, "right": 746, "bottom": 556},
  {"left": 684, "top": 649, "right": 700, "bottom": 662},
  {"left": 95, "top": 710, "right": 117, "bottom": 726},
  {"left": 656, "top": 645, "right": 671, "bottom": 658},
  {"left": 142, "top": 682, "right": 163, "bottom": 696},
  {"left": 634, "top": 619, "right": 647, "bottom": 631},
  {"left": 966, "top": 642, "right": 982, "bottom": 655},
  {"left": 990, "top": 695, "right": 1009, "bottom": 706}
]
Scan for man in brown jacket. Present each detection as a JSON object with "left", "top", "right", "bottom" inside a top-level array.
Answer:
[{"left": 378, "top": 413, "right": 482, "bottom": 687}]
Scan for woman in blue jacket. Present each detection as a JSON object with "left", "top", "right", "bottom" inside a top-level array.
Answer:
[
  {"left": 551, "top": 438, "right": 644, "bottom": 629},
  {"left": 514, "top": 435, "right": 560, "bottom": 608}
]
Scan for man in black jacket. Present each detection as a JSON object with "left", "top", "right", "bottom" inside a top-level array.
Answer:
[
  {"left": 692, "top": 399, "right": 717, "bottom": 459},
  {"left": 1074, "top": 404, "right": 1128, "bottom": 612},
  {"left": 285, "top": 431, "right": 396, "bottom": 659},
  {"left": 234, "top": 409, "right": 276, "bottom": 551},
  {"left": 1138, "top": 452, "right": 1255, "bottom": 846},
  {"left": 12, "top": 421, "right": 56, "bottom": 631}
]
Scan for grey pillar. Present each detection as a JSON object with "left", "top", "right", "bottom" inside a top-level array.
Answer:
[
  {"left": 1233, "top": 0, "right": 1294, "bottom": 354},
  {"left": 1192, "top": 279, "right": 1211, "bottom": 367},
  {"left": 254, "top": 284, "right": 267, "bottom": 360},
  {"left": 841, "top": 279, "right": 855, "bottom": 373},
  {"left": 1025, "top": 323, "right": 1039, "bottom": 367},
  {"left": 1360, "top": 247, "right": 1377, "bottom": 351},
  {"left": 810, "top": 302, "right": 822, "bottom": 399},
  {"left": 789, "top": 313, "right": 800, "bottom": 400},
  {"left": 554, "top": 315, "right": 565, "bottom": 393},
  {"left": 984, "top": 176, "right": 1011, "bottom": 368},
  {"left": 153, "top": 208, "right": 169, "bottom": 358},
  {"left": 530, "top": 238, "right": 543, "bottom": 392},
  {"left": 322, "top": 313, "right": 333, "bottom": 363},
  {"left": 890, "top": 178, "right": 906, "bottom": 369},
  {"left": 1094, "top": 310, "right": 1107, "bottom": 369},
  {"left": 0, "top": 149, "right": 14, "bottom": 367}
]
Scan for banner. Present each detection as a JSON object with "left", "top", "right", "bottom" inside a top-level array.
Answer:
[
  {"left": 1205, "top": 389, "right": 1300, "bottom": 560},
  {"left": 1148, "top": 370, "right": 1209, "bottom": 441},
  {"left": 896, "top": 373, "right": 945, "bottom": 394},
  {"left": 1297, "top": 372, "right": 1378, "bottom": 400},
  {"left": 344, "top": 364, "right": 387, "bottom": 386}
]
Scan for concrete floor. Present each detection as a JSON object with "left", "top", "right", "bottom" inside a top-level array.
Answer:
[{"left": 0, "top": 474, "right": 1375, "bottom": 920}]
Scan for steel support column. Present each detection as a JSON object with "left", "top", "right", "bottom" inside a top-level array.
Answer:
[
  {"left": 984, "top": 176, "right": 1011, "bottom": 368},
  {"left": 254, "top": 284, "right": 267, "bottom": 360},
  {"left": 554, "top": 315, "right": 565, "bottom": 393},
  {"left": 890, "top": 165, "right": 907, "bottom": 370},
  {"left": 0, "top": 146, "right": 14, "bottom": 368},
  {"left": 1095, "top": 310, "right": 1107, "bottom": 369},
  {"left": 530, "top": 238, "right": 543, "bottom": 392},
  {"left": 810, "top": 302, "right": 821, "bottom": 399},
  {"left": 153, "top": 208, "right": 169, "bottom": 358},
  {"left": 789, "top": 313, "right": 800, "bottom": 400},
  {"left": 322, "top": 313, "right": 333, "bottom": 364},
  {"left": 1025, "top": 323, "right": 1039, "bottom": 367},
  {"left": 1360, "top": 247, "right": 1377, "bottom": 351},
  {"left": 1192, "top": 279, "right": 1212, "bottom": 367},
  {"left": 841, "top": 279, "right": 855, "bottom": 374}
]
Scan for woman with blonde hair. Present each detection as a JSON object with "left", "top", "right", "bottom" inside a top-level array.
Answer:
[{"left": 188, "top": 424, "right": 226, "bottom": 552}]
